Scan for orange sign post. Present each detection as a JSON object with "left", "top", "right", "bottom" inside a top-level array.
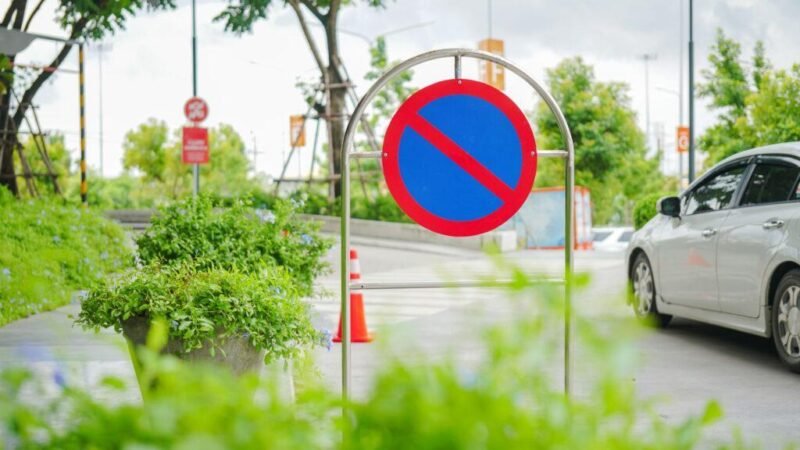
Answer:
[{"left": 478, "top": 38, "right": 505, "bottom": 90}]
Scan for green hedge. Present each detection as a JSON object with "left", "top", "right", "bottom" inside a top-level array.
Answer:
[
  {"left": 0, "top": 189, "right": 132, "bottom": 326},
  {"left": 633, "top": 192, "right": 672, "bottom": 230}
]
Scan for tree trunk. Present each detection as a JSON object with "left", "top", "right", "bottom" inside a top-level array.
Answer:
[
  {"left": 0, "top": 0, "right": 27, "bottom": 195},
  {"left": 0, "top": 17, "right": 85, "bottom": 196},
  {"left": 326, "top": 65, "right": 346, "bottom": 198},
  {"left": 324, "top": 0, "right": 344, "bottom": 199},
  {"left": 0, "top": 91, "right": 19, "bottom": 195}
]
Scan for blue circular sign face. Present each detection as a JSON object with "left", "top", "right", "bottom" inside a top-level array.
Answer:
[{"left": 383, "top": 79, "right": 537, "bottom": 237}]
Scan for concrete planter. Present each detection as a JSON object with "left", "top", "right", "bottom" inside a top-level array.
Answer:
[
  {"left": 122, "top": 316, "right": 295, "bottom": 401},
  {"left": 122, "top": 316, "right": 265, "bottom": 375}
]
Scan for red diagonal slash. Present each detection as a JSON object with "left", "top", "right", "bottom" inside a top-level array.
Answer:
[{"left": 406, "top": 113, "right": 515, "bottom": 202}]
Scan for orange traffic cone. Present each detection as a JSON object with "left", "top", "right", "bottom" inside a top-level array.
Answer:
[{"left": 333, "top": 248, "right": 373, "bottom": 343}]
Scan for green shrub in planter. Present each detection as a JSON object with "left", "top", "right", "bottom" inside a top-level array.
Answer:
[
  {"left": 76, "top": 264, "right": 324, "bottom": 368},
  {"left": 135, "top": 195, "right": 331, "bottom": 296}
]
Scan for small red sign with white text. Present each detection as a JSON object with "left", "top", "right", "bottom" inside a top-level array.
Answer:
[{"left": 182, "top": 126, "right": 209, "bottom": 164}]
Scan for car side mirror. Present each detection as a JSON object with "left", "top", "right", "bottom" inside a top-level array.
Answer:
[{"left": 657, "top": 196, "right": 681, "bottom": 218}]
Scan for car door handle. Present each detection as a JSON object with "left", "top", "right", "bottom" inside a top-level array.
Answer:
[
  {"left": 763, "top": 219, "right": 785, "bottom": 230},
  {"left": 702, "top": 228, "right": 717, "bottom": 238}
]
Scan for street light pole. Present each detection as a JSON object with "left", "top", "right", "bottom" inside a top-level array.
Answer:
[
  {"left": 679, "top": 0, "right": 685, "bottom": 187},
  {"left": 688, "top": 0, "right": 696, "bottom": 182},
  {"left": 191, "top": 0, "right": 200, "bottom": 195},
  {"left": 640, "top": 53, "right": 657, "bottom": 150}
]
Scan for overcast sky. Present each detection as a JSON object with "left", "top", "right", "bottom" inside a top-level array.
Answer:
[{"left": 9, "top": 0, "right": 800, "bottom": 180}]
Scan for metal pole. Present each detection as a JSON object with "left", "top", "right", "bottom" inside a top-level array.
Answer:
[
  {"left": 640, "top": 54, "right": 657, "bottom": 150},
  {"left": 645, "top": 57, "right": 650, "bottom": 146},
  {"left": 192, "top": 0, "right": 200, "bottom": 195},
  {"left": 688, "top": 0, "right": 695, "bottom": 182},
  {"left": 679, "top": 0, "right": 684, "bottom": 186},
  {"left": 339, "top": 49, "right": 575, "bottom": 399},
  {"left": 78, "top": 43, "right": 87, "bottom": 207},
  {"left": 340, "top": 117, "right": 351, "bottom": 400},
  {"left": 98, "top": 44, "right": 104, "bottom": 177},
  {"left": 487, "top": 0, "right": 492, "bottom": 38}
]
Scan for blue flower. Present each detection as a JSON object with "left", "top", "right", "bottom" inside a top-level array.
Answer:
[
  {"left": 1, "top": 267, "right": 10, "bottom": 277},
  {"left": 255, "top": 209, "right": 276, "bottom": 224},
  {"left": 319, "top": 329, "right": 333, "bottom": 351},
  {"left": 300, "top": 234, "right": 313, "bottom": 245},
  {"left": 53, "top": 367, "right": 67, "bottom": 388}
]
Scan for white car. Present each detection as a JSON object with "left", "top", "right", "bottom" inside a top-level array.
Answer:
[
  {"left": 592, "top": 227, "right": 634, "bottom": 252},
  {"left": 627, "top": 142, "right": 800, "bottom": 372}
]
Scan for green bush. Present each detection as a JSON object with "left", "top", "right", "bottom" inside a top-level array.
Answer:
[
  {"left": 633, "top": 192, "right": 671, "bottom": 230},
  {"left": 0, "top": 263, "right": 763, "bottom": 449},
  {"left": 77, "top": 264, "right": 322, "bottom": 362},
  {"left": 135, "top": 196, "right": 331, "bottom": 296},
  {"left": 351, "top": 193, "right": 412, "bottom": 223},
  {"left": 0, "top": 189, "right": 132, "bottom": 326},
  {"left": 0, "top": 355, "right": 334, "bottom": 449}
]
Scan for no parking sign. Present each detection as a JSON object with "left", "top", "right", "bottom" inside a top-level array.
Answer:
[{"left": 382, "top": 79, "right": 537, "bottom": 237}]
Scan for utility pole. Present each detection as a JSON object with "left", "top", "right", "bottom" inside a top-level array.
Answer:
[
  {"left": 191, "top": 0, "right": 200, "bottom": 195},
  {"left": 688, "top": 0, "right": 696, "bottom": 182},
  {"left": 98, "top": 44, "right": 104, "bottom": 177},
  {"left": 487, "top": 0, "right": 493, "bottom": 38},
  {"left": 640, "top": 53, "right": 657, "bottom": 150},
  {"left": 679, "top": 0, "right": 685, "bottom": 187}
]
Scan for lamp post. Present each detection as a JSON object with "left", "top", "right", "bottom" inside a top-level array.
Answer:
[
  {"left": 640, "top": 53, "right": 658, "bottom": 150},
  {"left": 688, "top": 0, "right": 695, "bottom": 182},
  {"left": 191, "top": 0, "right": 199, "bottom": 195}
]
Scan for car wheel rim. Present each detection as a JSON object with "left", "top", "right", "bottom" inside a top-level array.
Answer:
[
  {"left": 633, "top": 261, "right": 654, "bottom": 317},
  {"left": 777, "top": 285, "right": 800, "bottom": 358}
]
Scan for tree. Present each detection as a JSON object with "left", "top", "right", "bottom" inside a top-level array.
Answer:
[
  {"left": 122, "top": 118, "right": 170, "bottom": 182},
  {"left": 698, "top": 29, "right": 800, "bottom": 165},
  {"left": 121, "top": 120, "right": 257, "bottom": 201},
  {"left": 0, "top": 0, "right": 175, "bottom": 196},
  {"left": 214, "top": 0, "right": 389, "bottom": 198},
  {"left": 534, "top": 57, "right": 671, "bottom": 224},
  {"left": 696, "top": 29, "right": 754, "bottom": 164}
]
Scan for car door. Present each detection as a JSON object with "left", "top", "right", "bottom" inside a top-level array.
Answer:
[
  {"left": 656, "top": 162, "right": 749, "bottom": 311},
  {"left": 717, "top": 157, "right": 800, "bottom": 317}
]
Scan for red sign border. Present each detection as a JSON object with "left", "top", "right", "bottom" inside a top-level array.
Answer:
[
  {"left": 382, "top": 79, "right": 537, "bottom": 237},
  {"left": 184, "top": 96, "right": 209, "bottom": 123}
]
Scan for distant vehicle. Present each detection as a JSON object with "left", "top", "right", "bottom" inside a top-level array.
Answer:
[
  {"left": 592, "top": 227, "right": 634, "bottom": 252},
  {"left": 626, "top": 142, "right": 800, "bottom": 372}
]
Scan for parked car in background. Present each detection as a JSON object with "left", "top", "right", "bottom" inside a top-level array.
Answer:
[
  {"left": 592, "top": 227, "right": 634, "bottom": 252},
  {"left": 626, "top": 142, "right": 800, "bottom": 372}
]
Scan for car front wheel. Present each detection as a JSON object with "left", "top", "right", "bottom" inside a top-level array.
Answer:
[
  {"left": 630, "top": 253, "right": 671, "bottom": 327},
  {"left": 772, "top": 269, "right": 800, "bottom": 372}
]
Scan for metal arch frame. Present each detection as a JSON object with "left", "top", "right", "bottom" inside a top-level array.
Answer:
[{"left": 339, "top": 48, "right": 575, "bottom": 399}]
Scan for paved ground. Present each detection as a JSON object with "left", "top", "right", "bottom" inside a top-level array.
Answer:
[{"left": 1, "top": 238, "right": 799, "bottom": 448}]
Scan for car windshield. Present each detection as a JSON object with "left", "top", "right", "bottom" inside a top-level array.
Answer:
[
  {"left": 619, "top": 231, "right": 633, "bottom": 243},
  {"left": 592, "top": 231, "right": 612, "bottom": 242}
]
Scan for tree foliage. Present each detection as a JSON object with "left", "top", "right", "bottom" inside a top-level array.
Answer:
[
  {"left": 534, "top": 57, "right": 672, "bottom": 225},
  {"left": 698, "top": 29, "right": 800, "bottom": 166},
  {"left": 1, "top": 0, "right": 176, "bottom": 195},
  {"left": 120, "top": 120, "right": 259, "bottom": 202},
  {"left": 214, "top": 0, "right": 389, "bottom": 199}
]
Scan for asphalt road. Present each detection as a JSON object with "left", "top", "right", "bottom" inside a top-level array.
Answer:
[
  {"left": 1, "top": 237, "right": 798, "bottom": 448},
  {"left": 315, "top": 240, "right": 800, "bottom": 449}
]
